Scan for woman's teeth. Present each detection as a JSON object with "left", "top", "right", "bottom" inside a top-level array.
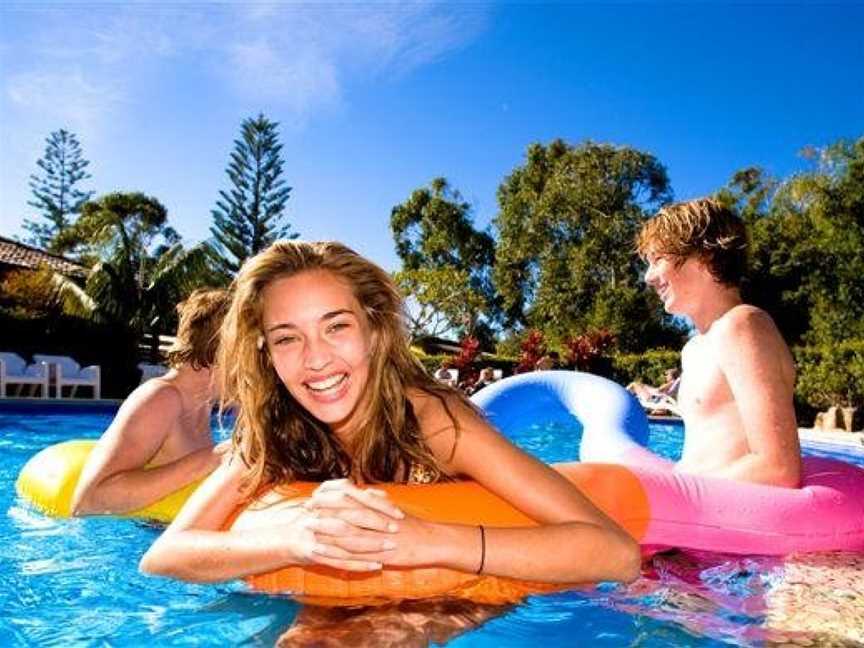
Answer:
[{"left": 307, "top": 374, "right": 347, "bottom": 392}]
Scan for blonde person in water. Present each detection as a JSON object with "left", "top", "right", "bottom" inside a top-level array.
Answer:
[
  {"left": 72, "top": 288, "right": 230, "bottom": 516},
  {"left": 638, "top": 198, "right": 801, "bottom": 487},
  {"left": 140, "top": 241, "right": 639, "bottom": 585}
]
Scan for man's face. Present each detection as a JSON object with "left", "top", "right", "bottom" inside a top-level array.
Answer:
[{"left": 644, "top": 251, "right": 709, "bottom": 316}]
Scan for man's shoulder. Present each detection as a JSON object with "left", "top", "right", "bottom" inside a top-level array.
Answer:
[
  {"left": 120, "top": 379, "right": 184, "bottom": 417},
  {"left": 714, "top": 305, "right": 778, "bottom": 339}
]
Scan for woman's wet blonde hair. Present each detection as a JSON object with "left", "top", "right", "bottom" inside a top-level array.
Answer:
[
  {"left": 636, "top": 197, "right": 748, "bottom": 287},
  {"left": 218, "top": 240, "right": 461, "bottom": 492}
]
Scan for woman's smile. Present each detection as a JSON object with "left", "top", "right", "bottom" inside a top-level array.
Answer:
[{"left": 261, "top": 269, "right": 372, "bottom": 436}]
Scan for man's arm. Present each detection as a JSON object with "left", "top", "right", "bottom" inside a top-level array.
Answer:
[
  {"left": 71, "top": 384, "right": 220, "bottom": 515},
  {"left": 711, "top": 307, "right": 802, "bottom": 487}
]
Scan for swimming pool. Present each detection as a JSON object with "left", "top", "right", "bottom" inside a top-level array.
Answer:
[{"left": 2, "top": 402, "right": 863, "bottom": 646}]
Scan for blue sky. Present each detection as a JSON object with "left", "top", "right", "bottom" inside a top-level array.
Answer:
[{"left": 1, "top": 1, "right": 862, "bottom": 271}]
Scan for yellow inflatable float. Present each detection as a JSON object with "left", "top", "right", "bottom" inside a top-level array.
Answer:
[{"left": 15, "top": 439, "right": 199, "bottom": 523}]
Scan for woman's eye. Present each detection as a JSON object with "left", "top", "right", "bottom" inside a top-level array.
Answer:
[
  {"left": 326, "top": 322, "right": 350, "bottom": 334},
  {"left": 273, "top": 335, "right": 298, "bottom": 346}
]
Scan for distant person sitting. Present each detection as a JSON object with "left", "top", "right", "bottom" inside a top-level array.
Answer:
[
  {"left": 471, "top": 367, "right": 499, "bottom": 393},
  {"left": 71, "top": 288, "right": 230, "bottom": 516},
  {"left": 638, "top": 197, "right": 801, "bottom": 488},
  {"left": 434, "top": 365, "right": 457, "bottom": 387},
  {"left": 627, "top": 368, "right": 680, "bottom": 414}
]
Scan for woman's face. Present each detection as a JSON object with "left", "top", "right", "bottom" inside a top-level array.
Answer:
[{"left": 261, "top": 269, "right": 373, "bottom": 438}]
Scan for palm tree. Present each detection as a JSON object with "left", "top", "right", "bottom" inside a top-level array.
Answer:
[{"left": 55, "top": 192, "right": 213, "bottom": 352}]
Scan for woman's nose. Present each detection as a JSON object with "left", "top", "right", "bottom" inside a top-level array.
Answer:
[{"left": 303, "top": 335, "right": 331, "bottom": 370}]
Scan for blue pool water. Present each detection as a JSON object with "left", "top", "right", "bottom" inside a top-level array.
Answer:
[{"left": 2, "top": 403, "right": 863, "bottom": 647}]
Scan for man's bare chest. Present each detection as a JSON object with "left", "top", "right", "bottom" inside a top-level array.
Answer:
[{"left": 680, "top": 337, "right": 734, "bottom": 415}]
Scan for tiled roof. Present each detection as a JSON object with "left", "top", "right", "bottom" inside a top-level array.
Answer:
[{"left": 0, "top": 236, "right": 88, "bottom": 278}]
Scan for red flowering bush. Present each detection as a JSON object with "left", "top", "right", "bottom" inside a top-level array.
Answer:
[
  {"left": 564, "top": 329, "right": 616, "bottom": 373},
  {"left": 515, "top": 329, "right": 547, "bottom": 374}
]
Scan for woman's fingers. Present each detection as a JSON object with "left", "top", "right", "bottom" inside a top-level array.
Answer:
[
  {"left": 315, "top": 532, "right": 397, "bottom": 555},
  {"left": 307, "top": 482, "right": 404, "bottom": 520},
  {"left": 309, "top": 515, "right": 398, "bottom": 551},
  {"left": 331, "top": 508, "right": 400, "bottom": 533},
  {"left": 307, "top": 553, "right": 383, "bottom": 572},
  {"left": 311, "top": 539, "right": 394, "bottom": 561}
]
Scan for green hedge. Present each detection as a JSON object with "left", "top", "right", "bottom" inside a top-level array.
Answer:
[
  {"left": 610, "top": 341, "right": 864, "bottom": 425},
  {"left": 609, "top": 349, "right": 681, "bottom": 387},
  {"left": 794, "top": 340, "right": 864, "bottom": 410}
]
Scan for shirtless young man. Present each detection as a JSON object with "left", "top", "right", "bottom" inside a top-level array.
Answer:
[
  {"left": 638, "top": 198, "right": 802, "bottom": 488},
  {"left": 71, "top": 288, "right": 230, "bottom": 515}
]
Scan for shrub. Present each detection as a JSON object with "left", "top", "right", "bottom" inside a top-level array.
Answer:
[
  {"left": 794, "top": 340, "right": 864, "bottom": 410},
  {"left": 515, "top": 329, "right": 547, "bottom": 373},
  {"left": 563, "top": 329, "right": 616, "bottom": 373},
  {"left": 0, "top": 268, "right": 63, "bottom": 317},
  {"left": 610, "top": 349, "right": 682, "bottom": 387},
  {"left": 447, "top": 337, "right": 482, "bottom": 387}
]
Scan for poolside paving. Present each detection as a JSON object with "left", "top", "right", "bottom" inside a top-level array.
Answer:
[{"left": 765, "top": 551, "right": 864, "bottom": 646}]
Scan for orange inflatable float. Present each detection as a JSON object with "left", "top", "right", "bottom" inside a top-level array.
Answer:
[{"left": 227, "top": 462, "right": 650, "bottom": 606}]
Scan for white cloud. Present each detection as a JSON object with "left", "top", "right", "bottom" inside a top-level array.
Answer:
[
  {"left": 6, "top": 68, "right": 126, "bottom": 141},
  {"left": 3, "top": 2, "right": 488, "bottom": 125},
  {"left": 226, "top": 37, "right": 341, "bottom": 116},
  {"left": 216, "top": 2, "right": 489, "bottom": 117}
]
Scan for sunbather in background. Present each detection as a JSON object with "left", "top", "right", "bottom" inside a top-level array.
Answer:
[
  {"left": 637, "top": 198, "right": 802, "bottom": 488},
  {"left": 627, "top": 368, "right": 680, "bottom": 414},
  {"left": 71, "top": 288, "right": 230, "bottom": 515}
]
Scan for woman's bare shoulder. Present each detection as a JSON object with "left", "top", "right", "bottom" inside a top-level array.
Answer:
[{"left": 406, "top": 387, "right": 476, "bottom": 426}]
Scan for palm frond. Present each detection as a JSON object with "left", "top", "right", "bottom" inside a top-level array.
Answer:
[{"left": 49, "top": 272, "right": 96, "bottom": 318}]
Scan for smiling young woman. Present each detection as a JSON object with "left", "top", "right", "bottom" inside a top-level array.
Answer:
[{"left": 139, "top": 240, "right": 640, "bottom": 588}]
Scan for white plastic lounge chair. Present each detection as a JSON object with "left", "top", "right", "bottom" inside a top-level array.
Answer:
[
  {"left": 0, "top": 352, "right": 49, "bottom": 398},
  {"left": 639, "top": 392, "right": 682, "bottom": 418},
  {"left": 32, "top": 354, "right": 101, "bottom": 399},
  {"left": 137, "top": 362, "right": 168, "bottom": 383}
]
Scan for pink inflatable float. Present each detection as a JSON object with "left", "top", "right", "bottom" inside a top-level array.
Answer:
[{"left": 473, "top": 371, "right": 864, "bottom": 555}]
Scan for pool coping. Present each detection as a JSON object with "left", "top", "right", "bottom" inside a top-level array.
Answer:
[
  {"left": 0, "top": 397, "right": 122, "bottom": 411},
  {"left": 799, "top": 427, "right": 864, "bottom": 448}
]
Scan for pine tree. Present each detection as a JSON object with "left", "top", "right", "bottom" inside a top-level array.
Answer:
[
  {"left": 209, "top": 113, "right": 295, "bottom": 276},
  {"left": 24, "top": 129, "right": 94, "bottom": 250}
]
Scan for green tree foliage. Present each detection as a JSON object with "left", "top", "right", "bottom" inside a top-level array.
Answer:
[
  {"left": 0, "top": 267, "right": 91, "bottom": 319},
  {"left": 795, "top": 341, "right": 864, "bottom": 410},
  {"left": 494, "top": 139, "right": 683, "bottom": 351},
  {"left": 23, "top": 129, "right": 94, "bottom": 250},
  {"left": 719, "top": 138, "right": 864, "bottom": 346},
  {"left": 56, "top": 192, "right": 210, "bottom": 339},
  {"left": 394, "top": 266, "right": 486, "bottom": 339},
  {"left": 391, "top": 178, "right": 496, "bottom": 336},
  {"left": 717, "top": 166, "right": 815, "bottom": 345},
  {"left": 209, "top": 113, "right": 295, "bottom": 277},
  {"left": 788, "top": 139, "right": 864, "bottom": 345}
]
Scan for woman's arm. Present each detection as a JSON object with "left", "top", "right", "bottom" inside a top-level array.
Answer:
[
  {"left": 311, "top": 393, "right": 640, "bottom": 584},
  {"left": 139, "top": 461, "right": 402, "bottom": 583},
  {"left": 72, "top": 384, "right": 220, "bottom": 515}
]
